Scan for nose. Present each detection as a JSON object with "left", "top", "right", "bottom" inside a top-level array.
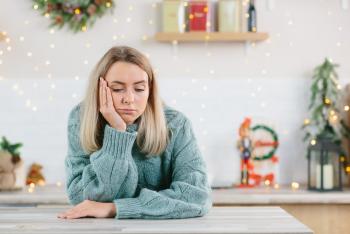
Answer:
[{"left": 122, "top": 90, "right": 134, "bottom": 103}]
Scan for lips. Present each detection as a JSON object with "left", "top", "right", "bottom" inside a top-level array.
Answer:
[
  {"left": 118, "top": 109, "right": 136, "bottom": 114},
  {"left": 119, "top": 109, "right": 136, "bottom": 112}
]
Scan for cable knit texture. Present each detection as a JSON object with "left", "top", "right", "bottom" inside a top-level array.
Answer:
[{"left": 65, "top": 103, "right": 212, "bottom": 219}]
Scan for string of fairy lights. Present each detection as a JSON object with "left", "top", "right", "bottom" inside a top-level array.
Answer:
[{"left": 0, "top": 1, "right": 349, "bottom": 192}]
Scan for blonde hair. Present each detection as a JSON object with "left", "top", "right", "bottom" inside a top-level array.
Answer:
[{"left": 79, "top": 46, "right": 169, "bottom": 156}]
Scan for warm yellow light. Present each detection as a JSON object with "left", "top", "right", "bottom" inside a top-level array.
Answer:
[
  {"left": 324, "top": 98, "right": 331, "bottom": 105},
  {"left": 291, "top": 182, "right": 299, "bottom": 190},
  {"left": 81, "top": 25, "right": 87, "bottom": 32},
  {"left": 310, "top": 139, "right": 317, "bottom": 145},
  {"left": 304, "top": 118, "right": 310, "bottom": 125},
  {"left": 29, "top": 183, "right": 35, "bottom": 188},
  {"left": 274, "top": 183, "right": 280, "bottom": 189},
  {"left": 346, "top": 166, "right": 350, "bottom": 173},
  {"left": 28, "top": 187, "right": 34, "bottom": 193},
  {"left": 106, "top": 2, "right": 112, "bottom": 7},
  {"left": 264, "top": 180, "right": 271, "bottom": 186},
  {"left": 56, "top": 181, "right": 62, "bottom": 187},
  {"left": 44, "top": 13, "right": 50, "bottom": 18},
  {"left": 33, "top": 4, "right": 39, "bottom": 10},
  {"left": 189, "top": 14, "right": 194, "bottom": 20},
  {"left": 344, "top": 105, "right": 350, "bottom": 111},
  {"left": 74, "top": 8, "right": 81, "bottom": 15},
  {"left": 329, "top": 110, "right": 335, "bottom": 115},
  {"left": 205, "top": 35, "right": 210, "bottom": 40},
  {"left": 332, "top": 115, "right": 338, "bottom": 121},
  {"left": 203, "top": 7, "right": 208, "bottom": 13},
  {"left": 38, "top": 179, "right": 45, "bottom": 186},
  {"left": 340, "top": 156, "right": 346, "bottom": 162}
]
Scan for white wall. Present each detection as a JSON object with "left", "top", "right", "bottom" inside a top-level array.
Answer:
[{"left": 0, "top": 0, "right": 349, "bottom": 186}]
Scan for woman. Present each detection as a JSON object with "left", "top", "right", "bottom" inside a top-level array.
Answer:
[{"left": 58, "top": 46, "right": 212, "bottom": 219}]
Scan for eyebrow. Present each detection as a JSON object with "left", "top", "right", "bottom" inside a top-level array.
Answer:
[{"left": 111, "top": 80, "right": 146, "bottom": 85}]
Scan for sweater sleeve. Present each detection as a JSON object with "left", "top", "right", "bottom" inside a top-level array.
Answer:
[
  {"left": 113, "top": 118, "right": 212, "bottom": 219},
  {"left": 65, "top": 107, "right": 139, "bottom": 205}
]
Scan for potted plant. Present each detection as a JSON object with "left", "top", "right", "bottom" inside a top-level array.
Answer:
[{"left": 0, "top": 137, "right": 25, "bottom": 190}]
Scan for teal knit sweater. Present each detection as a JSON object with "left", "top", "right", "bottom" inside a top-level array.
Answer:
[{"left": 65, "top": 103, "right": 212, "bottom": 219}]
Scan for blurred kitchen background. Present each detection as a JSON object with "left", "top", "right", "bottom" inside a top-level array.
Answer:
[{"left": 0, "top": 0, "right": 349, "bottom": 189}]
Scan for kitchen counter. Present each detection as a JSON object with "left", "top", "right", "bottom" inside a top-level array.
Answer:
[
  {"left": 1, "top": 184, "right": 350, "bottom": 205},
  {"left": 0, "top": 206, "right": 313, "bottom": 234},
  {"left": 212, "top": 186, "right": 350, "bottom": 205}
]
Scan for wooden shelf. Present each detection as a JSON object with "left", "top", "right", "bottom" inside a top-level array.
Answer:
[{"left": 154, "top": 32, "right": 269, "bottom": 42}]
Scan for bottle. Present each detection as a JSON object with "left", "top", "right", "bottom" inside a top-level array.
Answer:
[{"left": 248, "top": 0, "right": 257, "bottom": 32}]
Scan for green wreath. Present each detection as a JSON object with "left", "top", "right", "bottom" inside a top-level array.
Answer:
[
  {"left": 251, "top": 125, "right": 279, "bottom": 161},
  {"left": 32, "top": 0, "right": 115, "bottom": 33}
]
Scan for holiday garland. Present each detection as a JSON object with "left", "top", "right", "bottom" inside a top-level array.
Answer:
[{"left": 32, "top": 0, "right": 115, "bottom": 33}]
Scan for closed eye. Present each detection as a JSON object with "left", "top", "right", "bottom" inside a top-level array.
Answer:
[
  {"left": 112, "top": 89, "right": 123, "bottom": 92},
  {"left": 112, "top": 89, "right": 145, "bottom": 92}
]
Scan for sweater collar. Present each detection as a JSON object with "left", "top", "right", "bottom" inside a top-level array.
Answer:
[{"left": 126, "top": 123, "right": 138, "bottom": 132}]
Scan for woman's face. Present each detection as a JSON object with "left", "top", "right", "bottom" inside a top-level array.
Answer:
[{"left": 104, "top": 61, "right": 149, "bottom": 125}]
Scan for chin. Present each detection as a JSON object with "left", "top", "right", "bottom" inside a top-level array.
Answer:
[{"left": 123, "top": 117, "right": 135, "bottom": 125}]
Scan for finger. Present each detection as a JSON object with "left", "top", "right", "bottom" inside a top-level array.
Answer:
[
  {"left": 62, "top": 210, "right": 81, "bottom": 219},
  {"left": 99, "top": 77, "right": 103, "bottom": 108},
  {"left": 101, "top": 79, "right": 106, "bottom": 107},
  {"left": 61, "top": 207, "right": 80, "bottom": 217},
  {"left": 106, "top": 87, "right": 113, "bottom": 108},
  {"left": 69, "top": 206, "right": 90, "bottom": 219},
  {"left": 66, "top": 212, "right": 85, "bottom": 219},
  {"left": 59, "top": 208, "right": 74, "bottom": 216},
  {"left": 104, "top": 81, "right": 108, "bottom": 107}
]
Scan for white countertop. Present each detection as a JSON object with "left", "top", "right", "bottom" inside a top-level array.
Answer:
[
  {"left": 212, "top": 186, "right": 350, "bottom": 205},
  {"left": 0, "top": 185, "right": 350, "bottom": 205},
  {"left": 0, "top": 206, "right": 313, "bottom": 234}
]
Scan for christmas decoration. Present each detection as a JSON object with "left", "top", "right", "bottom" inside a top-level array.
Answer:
[
  {"left": 32, "top": 0, "right": 115, "bottom": 33},
  {"left": 0, "top": 137, "right": 24, "bottom": 190},
  {"left": 302, "top": 58, "right": 350, "bottom": 176},
  {"left": 237, "top": 118, "right": 253, "bottom": 187},
  {"left": 341, "top": 84, "right": 350, "bottom": 185},
  {"left": 237, "top": 118, "right": 279, "bottom": 187},
  {"left": 307, "top": 130, "right": 343, "bottom": 192},
  {"left": 26, "top": 163, "right": 46, "bottom": 186}
]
